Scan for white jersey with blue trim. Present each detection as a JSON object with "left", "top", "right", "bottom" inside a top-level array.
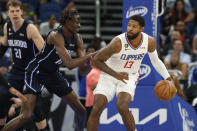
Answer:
[{"left": 105, "top": 32, "right": 148, "bottom": 74}]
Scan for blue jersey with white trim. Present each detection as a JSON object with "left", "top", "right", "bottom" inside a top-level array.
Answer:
[
  {"left": 26, "top": 27, "right": 78, "bottom": 73},
  {"left": 7, "top": 20, "right": 38, "bottom": 72}
]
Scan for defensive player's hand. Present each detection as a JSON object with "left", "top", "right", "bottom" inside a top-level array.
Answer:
[
  {"left": 88, "top": 50, "right": 99, "bottom": 57},
  {"left": 8, "top": 105, "right": 16, "bottom": 117},
  {"left": 116, "top": 72, "right": 129, "bottom": 84},
  {"left": 9, "top": 87, "right": 27, "bottom": 102},
  {"left": 11, "top": 97, "right": 22, "bottom": 107}
]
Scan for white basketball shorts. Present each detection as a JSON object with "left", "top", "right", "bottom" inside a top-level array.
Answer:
[{"left": 94, "top": 72, "right": 139, "bottom": 102}]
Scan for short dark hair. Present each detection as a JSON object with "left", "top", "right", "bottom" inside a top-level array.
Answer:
[
  {"left": 60, "top": 8, "right": 79, "bottom": 26},
  {"left": 129, "top": 15, "right": 145, "bottom": 27},
  {"left": 7, "top": 0, "right": 22, "bottom": 10},
  {"left": 86, "top": 44, "right": 97, "bottom": 52}
]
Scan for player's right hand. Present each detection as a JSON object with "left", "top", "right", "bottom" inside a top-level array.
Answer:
[
  {"left": 116, "top": 72, "right": 129, "bottom": 84},
  {"left": 9, "top": 87, "right": 27, "bottom": 102}
]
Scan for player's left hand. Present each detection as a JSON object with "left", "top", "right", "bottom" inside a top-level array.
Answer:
[
  {"left": 117, "top": 72, "right": 129, "bottom": 84},
  {"left": 9, "top": 87, "right": 27, "bottom": 102}
]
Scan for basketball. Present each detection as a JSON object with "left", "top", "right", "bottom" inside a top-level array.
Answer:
[{"left": 154, "top": 80, "right": 177, "bottom": 101}]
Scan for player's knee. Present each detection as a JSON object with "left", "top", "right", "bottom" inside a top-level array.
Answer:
[
  {"left": 116, "top": 103, "right": 129, "bottom": 114},
  {"left": 91, "top": 105, "right": 103, "bottom": 116}
]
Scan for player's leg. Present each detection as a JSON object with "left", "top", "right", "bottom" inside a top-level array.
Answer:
[
  {"left": 73, "top": 99, "right": 86, "bottom": 131},
  {"left": 62, "top": 91, "right": 86, "bottom": 131},
  {"left": 87, "top": 74, "right": 116, "bottom": 131},
  {"left": 116, "top": 74, "right": 138, "bottom": 131},
  {"left": 0, "top": 86, "right": 11, "bottom": 130},
  {"left": 87, "top": 94, "right": 108, "bottom": 131},
  {"left": 44, "top": 71, "right": 86, "bottom": 131},
  {"left": 34, "top": 98, "right": 50, "bottom": 131},
  {"left": 1, "top": 94, "right": 37, "bottom": 131},
  {"left": 34, "top": 89, "right": 52, "bottom": 131},
  {"left": 116, "top": 92, "right": 135, "bottom": 131}
]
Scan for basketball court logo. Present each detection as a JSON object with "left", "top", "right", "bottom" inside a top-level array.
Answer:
[{"left": 178, "top": 102, "right": 195, "bottom": 131}]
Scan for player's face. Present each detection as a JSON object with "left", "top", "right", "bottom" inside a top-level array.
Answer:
[
  {"left": 127, "top": 20, "right": 144, "bottom": 40},
  {"left": 86, "top": 48, "right": 95, "bottom": 55},
  {"left": 68, "top": 15, "right": 81, "bottom": 33},
  {"left": 7, "top": 6, "right": 23, "bottom": 23}
]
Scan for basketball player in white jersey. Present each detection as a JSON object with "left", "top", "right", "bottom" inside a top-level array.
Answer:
[{"left": 87, "top": 15, "right": 174, "bottom": 131}]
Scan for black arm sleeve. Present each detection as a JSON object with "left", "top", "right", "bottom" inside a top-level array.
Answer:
[
  {"left": 0, "top": 73, "right": 11, "bottom": 89},
  {"left": 0, "top": 45, "right": 8, "bottom": 58}
]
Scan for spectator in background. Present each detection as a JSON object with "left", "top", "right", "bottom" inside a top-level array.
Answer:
[
  {"left": 40, "top": 14, "right": 59, "bottom": 39},
  {"left": 51, "top": 0, "right": 75, "bottom": 11},
  {"left": 168, "top": 0, "right": 194, "bottom": 25},
  {"left": 160, "top": 30, "right": 181, "bottom": 57},
  {"left": 162, "top": 0, "right": 195, "bottom": 36},
  {"left": 85, "top": 67, "right": 101, "bottom": 125},
  {"left": 174, "top": 21, "right": 189, "bottom": 42},
  {"left": 90, "top": 36, "right": 106, "bottom": 51},
  {"left": 21, "top": 3, "right": 38, "bottom": 24},
  {"left": 164, "top": 39, "right": 191, "bottom": 64},
  {"left": 192, "top": 34, "right": 197, "bottom": 61},
  {"left": 167, "top": 0, "right": 193, "bottom": 13},
  {"left": 74, "top": 44, "right": 96, "bottom": 130},
  {"left": 169, "top": 72, "right": 187, "bottom": 100},
  {"left": 165, "top": 51, "right": 187, "bottom": 79},
  {"left": 174, "top": 21, "right": 192, "bottom": 54}
]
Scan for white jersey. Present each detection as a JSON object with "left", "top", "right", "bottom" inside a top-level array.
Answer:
[{"left": 106, "top": 32, "right": 149, "bottom": 75}]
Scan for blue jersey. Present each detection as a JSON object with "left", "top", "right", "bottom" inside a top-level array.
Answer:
[
  {"left": 7, "top": 20, "right": 38, "bottom": 72},
  {"left": 26, "top": 27, "right": 78, "bottom": 73}
]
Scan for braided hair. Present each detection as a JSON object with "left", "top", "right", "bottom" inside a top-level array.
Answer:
[{"left": 60, "top": 8, "right": 79, "bottom": 26}]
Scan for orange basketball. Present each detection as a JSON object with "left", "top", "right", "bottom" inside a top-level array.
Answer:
[{"left": 154, "top": 80, "right": 177, "bottom": 101}]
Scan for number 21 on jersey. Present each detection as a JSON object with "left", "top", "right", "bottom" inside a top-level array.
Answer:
[
  {"left": 14, "top": 48, "right": 22, "bottom": 59},
  {"left": 124, "top": 61, "right": 134, "bottom": 68}
]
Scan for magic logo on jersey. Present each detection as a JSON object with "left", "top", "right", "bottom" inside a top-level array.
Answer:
[
  {"left": 8, "top": 39, "right": 27, "bottom": 48},
  {"left": 120, "top": 53, "right": 145, "bottom": 60}
]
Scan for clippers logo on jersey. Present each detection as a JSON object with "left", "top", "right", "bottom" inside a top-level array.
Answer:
[
  {"left": 120, "top": 53, "right": 145, "bottom": 61},
  {"left": 8, "top": 39, "right": 27, "bottom": 48}
]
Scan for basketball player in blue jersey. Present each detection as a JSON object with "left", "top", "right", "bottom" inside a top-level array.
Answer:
[
  {"left": 87, "top": 15, "right": 175, "bottom": 131},
  {"left": 0, "top": 0, "right": 49, "bottom": 130},
  {"left": 1, "top": 8, "right": 96, "bottom": 131}
]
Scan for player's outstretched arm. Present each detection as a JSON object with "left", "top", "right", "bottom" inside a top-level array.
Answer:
[
  {"left": 76, "top": 34, "right": 93, "bottom": 75},
  {"left": 91, "top": 37, "right": 128, "bottom": 83},
  {"left": 147, "top": 37, "right": 171, "bottom": 80},
  {"left": 48, "top": 31, "right": 95, "bottom": 69}
]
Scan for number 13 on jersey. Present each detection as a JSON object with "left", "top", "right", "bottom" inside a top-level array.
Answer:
[{"left": 124, "top": 61, "right": 134, "bottom": 68}]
